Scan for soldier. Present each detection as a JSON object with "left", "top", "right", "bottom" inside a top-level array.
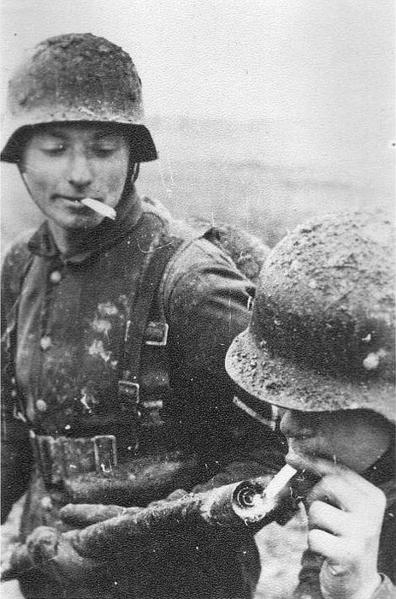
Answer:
[
  {"left": 226, "top": 209, "right": 395, "bottom": 598},
  {"left": 1, "top": 33, "right": 285, "bottom": 598},
  {"left": 184, "top": 216, "right": 271, "bottom": 285}
]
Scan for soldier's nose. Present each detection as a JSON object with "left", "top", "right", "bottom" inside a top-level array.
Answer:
[
  {"left": 280, "top": 410, "right": 315, "bottom": 438},
  {"left": 67, "top": 155, "right": 93, "bottom": 188}
]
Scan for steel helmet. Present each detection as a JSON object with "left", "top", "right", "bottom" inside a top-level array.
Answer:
[
  {"left": 226, "top": 209, "right": 395, "bottom": 424},
  {"left": 1, "top": 33, "right": 157, "bottom": 163}
]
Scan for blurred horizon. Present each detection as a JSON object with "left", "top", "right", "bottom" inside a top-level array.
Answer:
[
  {"left": 1, "top": 0, "right": 394, "bottom": 250},
  {"left": 2, "top": 113, "right": 393, "bottom": 252}
]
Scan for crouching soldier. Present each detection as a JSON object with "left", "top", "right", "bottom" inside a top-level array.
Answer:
[{"left": 225, "top": 209, "right": 395, "bottom": 598}]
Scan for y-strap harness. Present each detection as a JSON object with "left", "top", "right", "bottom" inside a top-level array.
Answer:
[{"left": 4, "top": 217, "right": 184, "bottom": 476}]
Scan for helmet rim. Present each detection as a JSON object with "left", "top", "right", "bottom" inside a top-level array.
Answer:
[
  {"left": 225, "top": 328, "right": 395, "bottom": 424},
  {"left": 1, "top": 121, "right": 157, "bottom": 164}
]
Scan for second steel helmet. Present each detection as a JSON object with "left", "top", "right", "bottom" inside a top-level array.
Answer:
[
  {"left": 225, "top": 209, "right": 395, "bottom": 424},
  {"left": 1, "top": 33, "right": 157, "bottom": 163}
]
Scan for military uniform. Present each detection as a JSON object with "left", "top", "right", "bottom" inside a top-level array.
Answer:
[
  {"left": 226, "top": 210, "right": 396, "bottom": 599},
  {"left": 1, "top": 31, "right": 286, "bottom": 598},
  {"left": 2, "top": 192, "right": 285, "bottom": 598}
]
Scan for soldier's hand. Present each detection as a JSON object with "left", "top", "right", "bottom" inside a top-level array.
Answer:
[
  {"left": 292, "top": 456, "right": 385, "bottom": 599},
  {"left": 2, "top": 525, "right": 103, "bottom": 586}
]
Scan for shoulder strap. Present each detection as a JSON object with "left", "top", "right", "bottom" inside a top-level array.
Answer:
[{"left": 117, "top": 229, "right": 184, "bottom": 414}]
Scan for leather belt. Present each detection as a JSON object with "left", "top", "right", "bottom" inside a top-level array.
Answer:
[{"left": 30, "top": 432, "right": 117, "bottom": 488}]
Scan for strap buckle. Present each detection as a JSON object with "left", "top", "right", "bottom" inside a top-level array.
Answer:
[
  {"left": 144, "top": 321, "right": 169, "bottom": 347},
  {"left": 32, "top": 434, "right": 120, "bottom": 485},
  {"left": 118, "top": 380, "right": 140, "bottom": 414},
  {"left": 118, "top": 380, "right": 140, "bottom": 399},
  {"left": 93, "top": 435, "right": 118, "bottom": 473}
]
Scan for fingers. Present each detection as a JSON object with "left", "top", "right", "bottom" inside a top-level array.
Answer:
[
  {"left": 287, "top": 454, "right": 386, "bottom": 515},
  {"left": 308, "top": 528, "right": 350, "bottom": 565},
  {"left": 306, "top": 471, "right": 386, "bottom": 518},
  {"left": 308, "top": 500, "right": 349, "bottom": 535},
  {"left": 290, "top": 454, "right": 387, "bottom": 599},
  {"left": 288, "top": 453, "right": 357, "bottom": 481},
  {"left": 293, "top": 455, "right": 384, "bottom": 501},
  {"left": 305, "top": 483, "right": 385, "bottom": 582}
]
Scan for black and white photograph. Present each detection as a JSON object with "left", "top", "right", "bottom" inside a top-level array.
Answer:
[{"left": 1, "top": 2, "right": 394, "bottom": 598}]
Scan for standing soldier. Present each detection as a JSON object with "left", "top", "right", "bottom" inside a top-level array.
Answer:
[
  {"left": 1, "top": 33, "right": 285, "bottom": 598},
  {"left": 226, "top": 209, "right": 395, "bottom": 598}
]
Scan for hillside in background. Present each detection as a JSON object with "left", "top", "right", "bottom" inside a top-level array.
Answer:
[{"left": 1, "top": 115, "right": 394, "bottom": 253}]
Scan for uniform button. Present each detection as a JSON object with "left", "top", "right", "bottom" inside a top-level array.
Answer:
[
  {"left": 36, "top": 399, "right": 48, "bottom": 412},
  {"left": 40, "top": 336, "right": 52, "bottom": 350},
  {"left": 40, "top": 495, "right": 53, "bottom": 510},
  {"left": 50, "top": 270, "right": 62, "bottom": 284}
]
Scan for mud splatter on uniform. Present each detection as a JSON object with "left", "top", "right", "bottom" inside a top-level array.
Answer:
[{"left": 2, "top": 192, "right": 285, "bottom": 599}]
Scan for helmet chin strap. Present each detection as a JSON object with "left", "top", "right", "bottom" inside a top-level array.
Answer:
[
  {"left": 132, "top": 162, "right": 140, "bottom": 184},
  {"left": 18, "top": 164, "right": 33, "bottom": 199},
  {"left": 120, "top": 161, "right": 139, "bottom": 198}
]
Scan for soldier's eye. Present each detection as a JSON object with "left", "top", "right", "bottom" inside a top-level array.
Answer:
[
  {"left": 41, "top": 143, "right": 66, "bottom": 155},
  {"left": 92, "top": 147, "right": 116, "bottom": 157}
]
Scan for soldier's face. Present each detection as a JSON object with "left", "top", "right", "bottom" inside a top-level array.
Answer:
[
  {"left": 20, "top": 123, "right": 130, "bottom": 230},
  {"left": 280, "top": 408, "right": 392, "bottom": 474}
]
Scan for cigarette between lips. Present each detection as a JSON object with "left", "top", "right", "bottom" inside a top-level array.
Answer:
[{"left": 80, "top": 198, "right": 116, "bottom": 220}]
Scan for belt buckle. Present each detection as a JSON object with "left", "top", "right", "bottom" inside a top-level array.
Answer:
[{"left": 92, "top": 435, "right": 118, "bottom": 473}]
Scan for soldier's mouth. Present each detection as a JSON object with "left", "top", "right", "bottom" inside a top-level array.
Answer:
[{"left": 57, "top": 196, "right": 117, "bottom": 220}]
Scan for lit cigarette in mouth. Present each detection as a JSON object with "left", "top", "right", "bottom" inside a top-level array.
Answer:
[{"left": 80, "top": 198, "right": 116, "bottom": 221}]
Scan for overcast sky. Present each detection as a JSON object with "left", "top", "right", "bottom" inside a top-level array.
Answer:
[
  {"left": 1, "top": 0, "right": 395, "bottom": 188},
  {"left": 2, "top": 0, "right": 394, "bottom": 118}
]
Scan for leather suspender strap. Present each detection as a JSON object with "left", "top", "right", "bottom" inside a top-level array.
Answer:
[
  {"left": 3, "top": 253, "right": 35, "bottom": 424},
  {"left": 117, "top": 228, "right": 184, "bottom": 415}
]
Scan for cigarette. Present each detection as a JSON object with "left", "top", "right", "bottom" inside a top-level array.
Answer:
[
  {"left": 263, "top": 464, "right": 297, "bottom": 501},
  {"left": 80, "top": 198, "right": 116, "bottom": 220}
]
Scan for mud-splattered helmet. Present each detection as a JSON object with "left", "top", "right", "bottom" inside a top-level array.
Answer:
[
  {"left": 1, "top": 33, "right": 157, "bottom": 163},
  {"left": 226, "top": 209, "right": 395, "bottom": 424}
]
